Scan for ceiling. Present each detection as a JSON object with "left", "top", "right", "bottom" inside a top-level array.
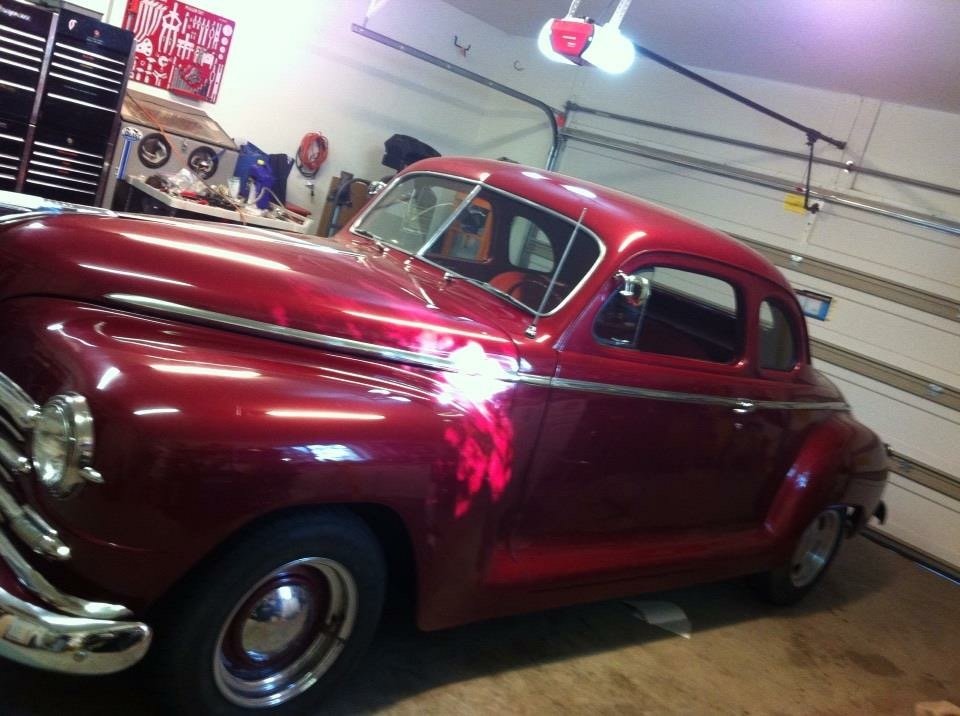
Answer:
[{"left": 442, "top": 0, "right": 960, "bottom": 114}]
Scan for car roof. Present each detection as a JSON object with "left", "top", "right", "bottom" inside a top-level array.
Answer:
[{"left": 407, "top": 156, "right": 789, "bottom": 290}]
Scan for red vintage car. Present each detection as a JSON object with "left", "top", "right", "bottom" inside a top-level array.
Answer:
[{"left": 0, "top": 157, "right": 886, "bottom": 714}]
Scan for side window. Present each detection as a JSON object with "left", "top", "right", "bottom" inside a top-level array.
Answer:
[
  {"left": 595, "top": 266, "right": 741, "bottom": 363},
  {"left": 759, "top": 299, "right": 798, "bottom": 370},
  {"left": 508, "top": 217, "right": 555, "bottom": 272}
]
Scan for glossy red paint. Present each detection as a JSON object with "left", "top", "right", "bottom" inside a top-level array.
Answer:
[{"left": 0, "top": 158, "right": 886, "bottom": 637}]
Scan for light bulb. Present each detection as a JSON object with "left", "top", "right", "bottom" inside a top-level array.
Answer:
[{"left": 581, "top": 22, "right": 635, "bottom": 74}]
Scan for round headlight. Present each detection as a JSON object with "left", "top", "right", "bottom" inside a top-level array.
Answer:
[{"left": 30, "top": 393, "right": 100, "bottom": 498}]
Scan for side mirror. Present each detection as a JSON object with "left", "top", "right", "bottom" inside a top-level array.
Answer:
[
  {"left": 616, "top": 271, "right": 651, "bottom": 307},
  {"left": 367, "top": 180, "right": 388, "bottom": 197}
]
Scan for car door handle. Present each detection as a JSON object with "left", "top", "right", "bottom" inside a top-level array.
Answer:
[{"left": 733, "top": 400, "right": 756, "bottom": 414}]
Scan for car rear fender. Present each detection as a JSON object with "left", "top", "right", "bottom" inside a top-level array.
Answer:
[{"left": 765, "top": 412, "right": 887, "bottom": 551}]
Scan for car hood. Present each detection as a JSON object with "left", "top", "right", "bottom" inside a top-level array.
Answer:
[{"left": 0, "top": 213, "right": 520, "bottom": 372}]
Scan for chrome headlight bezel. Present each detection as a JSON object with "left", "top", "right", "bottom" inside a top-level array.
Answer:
[{"left": 30, "top": 393, "right": 102, "bottom": 498}]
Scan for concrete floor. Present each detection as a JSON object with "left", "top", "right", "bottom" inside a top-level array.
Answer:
[{"left": 0, "top": 536, "right": 956, "bottom": 715}]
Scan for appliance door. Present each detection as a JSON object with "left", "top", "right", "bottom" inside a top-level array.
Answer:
[
  {"left": 0, "top": 116, "right": 27, "bottom": 190},
  {"left": 24, "top": 125, "right": 106, "bottom": 203},
  {"left": 0, "top": 0, "right": 52, "bottom": 121}
]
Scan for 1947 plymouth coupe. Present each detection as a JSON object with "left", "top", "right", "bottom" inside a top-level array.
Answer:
[{"left": 0, "top": 157, "right": 886, "bottom": 714}]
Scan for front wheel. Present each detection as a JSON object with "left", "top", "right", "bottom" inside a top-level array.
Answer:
[
  {"left": 148, "top": 509, "right": 386, "bottom": 715},
  {"left": 755, "top": 507, "right": 845, "bottom": 605}
]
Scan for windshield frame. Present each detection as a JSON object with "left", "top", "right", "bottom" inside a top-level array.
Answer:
[{"left": 349, "top": 170, "right": 606, "bottom": 317}]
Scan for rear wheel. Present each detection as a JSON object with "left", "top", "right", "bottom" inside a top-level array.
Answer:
[
  {"left": 755, "top": 507, "right": 844, "bottom": 605},
  {"left": 148, "top": 510, "right": 385, "bottom": 715}
]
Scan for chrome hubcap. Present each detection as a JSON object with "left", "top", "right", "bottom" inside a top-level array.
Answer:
[
  {"left": 240, "top": 583, "right": 313, "bottom": 661},
  {"left": 214, "top": 557, "right": 358, "bottom": 708},
  {"left": 789, "top": 509, "right": 842, "bottom": 588}
]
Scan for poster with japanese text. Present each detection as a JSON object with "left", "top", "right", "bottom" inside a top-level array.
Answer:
[{"left": 122, "top": 0, "right": 234, "bottom": 103}]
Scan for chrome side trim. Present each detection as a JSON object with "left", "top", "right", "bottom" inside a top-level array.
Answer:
[
  {"left": 106, "top": 294, "right": 848, "bottom": 413},
  {"left": 0, "top": 373, "right": 39, "bottom": 430},
  {"left": 105, "top": 294, "right": 487, "bottom": 375},
  {"left": 510, "top": 374, "right": 554, "bottom": 388},
  {"left": 547, "top": 376, "right": 849, "bottom": 411}
]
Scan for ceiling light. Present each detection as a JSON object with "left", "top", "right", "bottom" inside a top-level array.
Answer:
[
  {"left": 581, "top": 23, "right": 635, "bottom": 74},
  {"left": 537, "top": 0, "right": 636, "bottom": 74}
]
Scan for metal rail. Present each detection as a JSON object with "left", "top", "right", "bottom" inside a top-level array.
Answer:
[
  {"left": 351, "top": 24, "right": 562, "bottom": 167},
  {"left": 559, "top": 127, "right": 960, "bottom": 238},
  {"left": 566, "top": 103, "right": 960, "bottom": 198},
  {"left": 630, "top": 43, "right": 846, "bottom": 150}
]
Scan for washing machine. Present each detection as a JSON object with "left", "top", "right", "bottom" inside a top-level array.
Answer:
[{"left": 102, "top": 89, "right": 238, "bottom": 210}]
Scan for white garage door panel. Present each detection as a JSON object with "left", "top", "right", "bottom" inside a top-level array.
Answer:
[
  {"left": 789, "top": 274, "right": 960, "bottom": 388},
  {"left": 780, "top": 268, "right": 957, "bottom": 336},
  {"left": 875, "top": 476, "right": 960, "bottom": 570},
  {"left": 561, "top": 144, "right": 960, "bottom": 302},
  {"left": 852, "top": 103, "right": 960, "bottom": 212},
  {"left": 814, "top": 361, "right": 960, "bottom": 479},
  {"left": 809, "top": 208, "right": 960, "bottom": 298},
  {"left": 561, "top": 145, "right": 812, "bottom": 246}
]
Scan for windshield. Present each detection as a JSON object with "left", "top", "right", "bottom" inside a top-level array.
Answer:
[{"left": 354, "top": 173, "right": 602, "bottom": 314}]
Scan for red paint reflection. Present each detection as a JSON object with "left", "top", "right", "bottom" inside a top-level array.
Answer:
[{"left": 438, "top": 343, "right": 515, "bottom": 518}]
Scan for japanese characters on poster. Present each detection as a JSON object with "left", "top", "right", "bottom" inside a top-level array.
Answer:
[{"left": 123, "top": 0, "right": 234, "bottom": 103}]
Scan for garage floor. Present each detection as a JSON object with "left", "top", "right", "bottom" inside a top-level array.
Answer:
[{"left": 1, "top": 536, "right": 956, "bottom": 715}]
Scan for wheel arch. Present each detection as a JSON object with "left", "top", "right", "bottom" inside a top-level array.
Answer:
[{"left": 145, "top": 501, "right": 421, "bottom": 624}]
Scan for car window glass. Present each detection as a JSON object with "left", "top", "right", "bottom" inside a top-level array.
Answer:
[
  {"left": 357, "top": 174, "right": 602, "bottom": 315},
  {"left": 508, "top": 217, "right": 555, "bottom": 272},
  {"left": 429, "top": 192, "right": 599, "bottom": 314},
  {"left": 759, "top": 299, "right": 797, "bottom": 370},
  {"left": 595, "top": 266, "right": 741, "bottom": 363},
  {"left": 354, "top": 175, "right": 469, "bottom": 253}
]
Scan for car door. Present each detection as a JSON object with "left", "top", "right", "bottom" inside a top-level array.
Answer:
[{"left": 508, "top": 252, "right": 783, "bottom": 583}]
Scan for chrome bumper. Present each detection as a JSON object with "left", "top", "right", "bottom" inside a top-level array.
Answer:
[
  {"left": 0, "top": 583, "right": 151, "bottom": 675},
  {"left": 0, "top": 371, "right": 151, "bottom": 674}
]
